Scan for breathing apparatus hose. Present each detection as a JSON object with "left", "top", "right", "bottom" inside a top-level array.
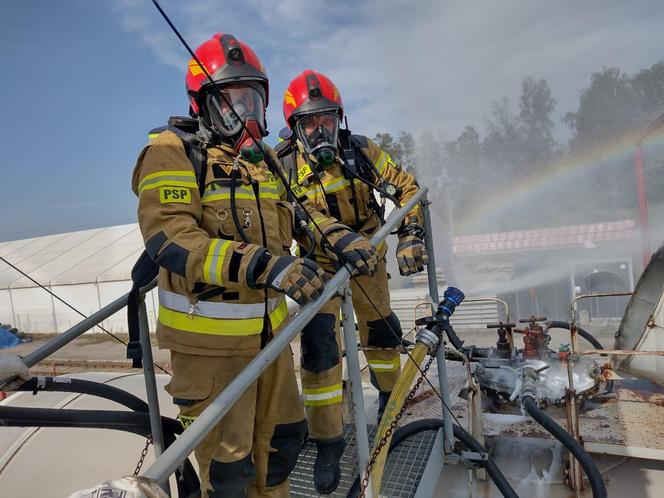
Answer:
[
  {"left": 230, "top": 167, "right": 251, "bottom": 243},
  {"left": 347, "top": 418, "right": 519, "bottom": 498},
  {"left": 369, "top": 342, "right": 429, "bottom": 491},
  {"left": 522, "top": 396, "right": 607, "bottom": 498},
  {"left": 546, "top": 321, "right": 613, "bottom": 393}
]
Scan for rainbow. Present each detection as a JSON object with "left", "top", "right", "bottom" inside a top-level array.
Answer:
[{"left": 455, "top": 126, "right": 664, "bottom": 234}]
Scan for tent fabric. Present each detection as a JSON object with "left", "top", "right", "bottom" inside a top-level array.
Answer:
[{"left": 0, "top": 225, "right": 153, "bottom": 334}]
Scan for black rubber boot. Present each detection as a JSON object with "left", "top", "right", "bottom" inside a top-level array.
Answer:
[
  {"left": 314, "top": 438, "right": 346, "bottom": 494},
  {"left": 377, "top": 391, "right": 391, "bottom": 425}
]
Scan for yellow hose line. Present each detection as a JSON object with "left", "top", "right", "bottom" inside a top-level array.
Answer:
[{"left": 370, "top": 343, "right": 429, "bottom": 493}]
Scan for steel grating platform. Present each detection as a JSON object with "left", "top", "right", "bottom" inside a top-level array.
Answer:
[{"left": 290, "top": 424, "right": 440, "bottom": 497}]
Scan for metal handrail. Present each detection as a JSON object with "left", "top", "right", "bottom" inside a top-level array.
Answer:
[
  {"left": 568, "top": 291, "right": 633, "bottom": 353},
  {"left": 143, "top": 188, "right": 431, "bottom": 486},
  {"left": 21, "top": 279, "right": 157, "bottom": 368},
  {"left": 8, "top": 186, "right": 450, "bottom": 498}
]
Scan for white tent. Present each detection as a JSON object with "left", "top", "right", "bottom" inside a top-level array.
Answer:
[{"left": 0, "top": 224, "right": 157, "bottom": 334}]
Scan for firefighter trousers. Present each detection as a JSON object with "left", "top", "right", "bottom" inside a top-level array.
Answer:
[
  {"left": 300, "top": 259, "right": 403, "bottom": 441},
  {"left": 166, "top": 345, "right": 307, "bottom": 497}
]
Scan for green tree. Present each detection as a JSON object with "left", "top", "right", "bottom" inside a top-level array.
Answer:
[
  {"left": 373, "top": 133, "right": 400, "bottom": 162},
  {"left": 632, "top": 61, "right": 664, "bottom": 117},
  {"left": 563, "top": 67, "right": 641, "bottom": 150},
  {"left": 519, "top": 77, "right": 557, "bottom": 170},
  {"left": 397, "top": 131, "right": 416, "bottom": 171}
]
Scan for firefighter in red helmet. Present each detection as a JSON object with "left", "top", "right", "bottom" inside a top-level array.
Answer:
[
  {"left": 132, "top": 35, "right": 341, "bottom": 497},
  {"left": 276, "top": 69, "right": 427, "bottom": 494}
]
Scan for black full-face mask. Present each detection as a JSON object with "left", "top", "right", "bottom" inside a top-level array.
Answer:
[
  {"left": 295, "top": 112, "right": 340, "bottom": 168},
  {"left": 200, "top": 83, "right": 267, "bottom": 163}
]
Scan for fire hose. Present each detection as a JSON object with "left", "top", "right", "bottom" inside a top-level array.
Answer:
[
  {"left": 521, "top": 395, "right": 607, "bottom": 498},
  {"left": 361, "top": 288, "right": 466, "bottom": 495}
]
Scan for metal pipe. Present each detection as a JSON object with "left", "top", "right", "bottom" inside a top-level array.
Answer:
[
  {"left": 143, "top": 188, "right": 428, "bottom": 483},
  {"left": 579, "top": 349, "right": 664, "bottom": 357},
  {"left": 569, "top": 292, "right": 633, "bottom": 353},
  {"left": 138, "top": 298, "right": 170, "bottom": 496},
  {"left": 634, "top": 144, "right": 651, "bottom": 268},
  {"left": 565, "top": 359, "right": 582, "bottom": 495},
  {"left": 422, "top": 199, "right": 454, "bottom": 453},
  {"left": 463, "top": 296, "right": 510, "bottom": 323},
  {"left": 340, "top": 284, "right": 374, "bottom": 498},
  {"left": 21, "top": 279, "right": 157, "bottom": 368}
]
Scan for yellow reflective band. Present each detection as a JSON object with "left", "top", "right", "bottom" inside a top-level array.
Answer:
[
  {"left": 202, "top": 182, "right": 281, "bottom": 203},
  {"left": 139, "top": 170, "right": 198, "bottom": 194},
  {"left": 368, "top": 356, "right": 401, "bottom": 372},
  {"left": 308, "top": 216, "right": 328, "bottom": 231},
  {"left": 178, "top": 415, "right": 197, "bottom": 429},
  {"left": 302, "top": 383, "right": 343, "bottom": 406},
  {"left": 158, "top": 299, "right": 288, "bottom": 336},
  {"left": 321, "top": 177, "right": 351, "bottom": 193},
  {"left": 148, "top": 133, "right": 160, "bottom": 139},
  {"left": 376, "top": 152, "right": 392, "bottom": 175},
  {"left": 268, "top": 298, "right": 290, "bottom": 329},
  {"left": 159, "top": 187, "right": 191, "bottom": 204},
  {"left": 203, "top": 239, "right": 232, "bottom": 286}
]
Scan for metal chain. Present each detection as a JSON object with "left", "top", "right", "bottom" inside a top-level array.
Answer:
[
  {"left": 358, "top": 352, "right": 437, "bottom": 497},
  {"left": 133, "top": 436, "right": 153, "bottom": 476}
]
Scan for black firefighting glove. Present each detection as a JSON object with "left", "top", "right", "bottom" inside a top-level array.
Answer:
[
  {"left": 396, "top": 223, "right": 428, "bottom": 276},
  {"left": 324, "top": 225, "right": 378, "bottom": 277},
  {"left": 248, "top": 250, "right": 328, "bottom": 306}
]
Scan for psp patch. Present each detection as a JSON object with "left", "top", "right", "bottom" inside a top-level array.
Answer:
[
  {"left": 159, "top": 187, "right": 191, "bottom": 204},
  {"left": 178, "top": 414, "right": 197, "bottom": 429}
]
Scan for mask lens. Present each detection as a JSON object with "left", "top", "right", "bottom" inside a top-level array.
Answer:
[
  {"left": 295, "top": 113, "right": 340, "bottom": 157},
  {"left": 205, "top": 85, "right": 266, "bottom": 137}
]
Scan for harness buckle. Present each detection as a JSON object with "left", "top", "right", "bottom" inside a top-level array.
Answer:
[{"left": 187, "top": 303, "right": 199, "bottom": 319}]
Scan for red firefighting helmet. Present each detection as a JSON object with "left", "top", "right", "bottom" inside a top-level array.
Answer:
[
  {"left": 282, "top": 70, "right": 343, "bottom": 128},
  {"left": 186, "top": 33, "right": 268, "bottom": 116}
]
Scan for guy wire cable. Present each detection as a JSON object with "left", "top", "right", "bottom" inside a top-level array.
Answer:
[{"left": 0, "top": 256, "right": 172, "bottom": 376}]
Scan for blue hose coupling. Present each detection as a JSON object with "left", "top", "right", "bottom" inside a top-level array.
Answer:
[{"left": 439, "top": 287, "right": 465, "bottom": 317}]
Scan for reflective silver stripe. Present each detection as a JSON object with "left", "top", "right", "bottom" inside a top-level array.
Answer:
[
  {"left": 376, "top": 152, "right": 392, "bottom": 175},
  {"left": 159, "top": 288, "right": 283, "bottom": 319},
  {"left": 322, "top": 177, "right": 351, "bottom": 193}
]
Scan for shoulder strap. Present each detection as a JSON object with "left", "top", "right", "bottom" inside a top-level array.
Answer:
[
  {"left": 165, "top": 117, "right": 208, "bottom": 196},
  {"left": 126, "top": 251, "right": 160, "bottom": 368},
  {"left": 349, "top": 134, "right": 379, "bottom": 183},
  {"left": 274, "top": 139, "right": 299, "bottom": 191}
]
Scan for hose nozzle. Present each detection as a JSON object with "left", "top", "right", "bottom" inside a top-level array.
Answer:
[{"left": 439, "top": 287, "right": 465, "bottom": 317}]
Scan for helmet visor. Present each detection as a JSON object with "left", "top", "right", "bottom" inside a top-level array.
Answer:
[
  {"left": 295, "top": 112, "right": 340, "bottom": 156},
  {"left": 205, "top": 85, "right": 266, "bottom": 137}
]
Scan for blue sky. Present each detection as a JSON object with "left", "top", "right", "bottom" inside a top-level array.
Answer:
[{"left": 2, "top": 0, "right": 663, "bottom": 241}]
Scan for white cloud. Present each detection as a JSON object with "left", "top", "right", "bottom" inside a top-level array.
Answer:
[{"left": 111, "top": 0, "right": 664, "bottom": 141}]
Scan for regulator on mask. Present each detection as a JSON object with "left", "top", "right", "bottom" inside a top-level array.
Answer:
[
  {"left": 202, "top": 83, "right": 267, "bottom": 163},
  {"left": 295, "top": 112, "right": 340, "bottom": 168}
]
